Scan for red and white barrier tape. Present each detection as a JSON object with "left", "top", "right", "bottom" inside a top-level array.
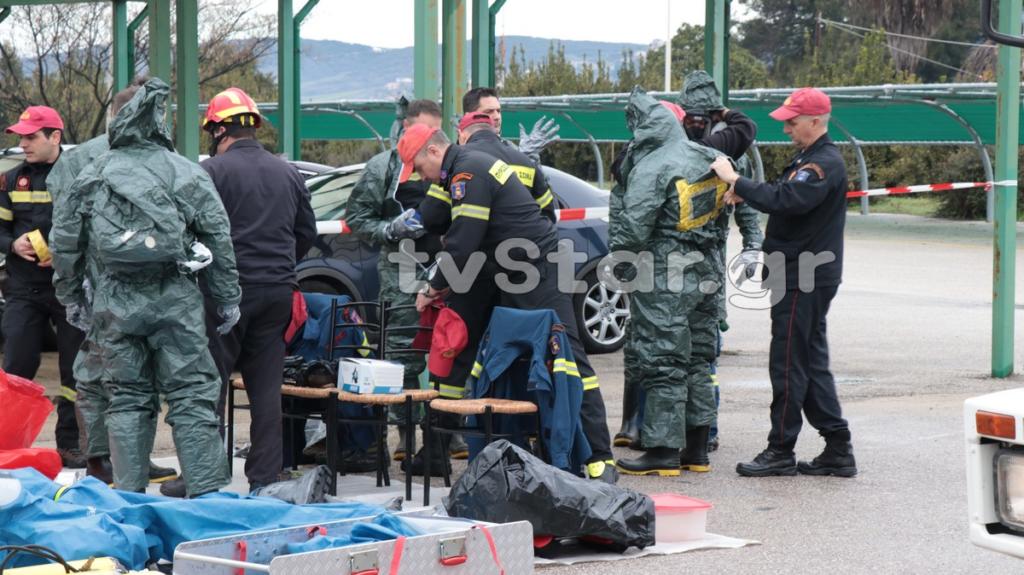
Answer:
[{"left": 315, "top": 182, "right": 1018, "bottom": 235}]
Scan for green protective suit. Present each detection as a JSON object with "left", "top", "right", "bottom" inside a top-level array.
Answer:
[
  {"left": 345, "top": 103, "right": 431, "bottom": 408},
  {"left": 610, "top": 89, "right": 724, "bottom": 450},
  {"left": 713, "top": 156, "right": 764, "bottom": 324},
  {"left": 50, "top": 78, "right": 241, "bottom": 495}
]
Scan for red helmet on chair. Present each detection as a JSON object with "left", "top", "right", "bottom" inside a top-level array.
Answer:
[{"left": 203, "top": 87, "right": 262, "bottom": 131}]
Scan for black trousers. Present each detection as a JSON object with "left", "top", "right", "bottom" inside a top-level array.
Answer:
[
  {"left": 2, "top": 281, "right": 85, "bottom": 451},
  {"left": 206, "top": 284, "right": 292, "bottom": 488},
  {"left": 767, "top": 286, "right": 848, "bottom": 452},
  {"left": 439, "top": 262, "right": 612, "bottom": 462}
]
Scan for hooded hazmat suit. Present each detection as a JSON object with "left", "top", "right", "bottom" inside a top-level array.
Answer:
[
  {"left": 610, "top": 89, "right": 726, "bottom": 450},
  {"left": 50, "top": 78, "right": 241, "bottom": 496}
]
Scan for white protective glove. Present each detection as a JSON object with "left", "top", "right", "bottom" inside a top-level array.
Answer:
[
  {"left": 178, "top": 241, "right": 214, "bottom": 274},
  {"left": 731, "top": 248, "right": 761, "bottom": 286},
  {"left": 384, "top": 208, "right": 426, "bottom": 242},
  {"left": 518, "top": 116, "right": 561, "bottom": 162},
  {"left": 216, "top": 304, "right": 241, "bottom": 335}
]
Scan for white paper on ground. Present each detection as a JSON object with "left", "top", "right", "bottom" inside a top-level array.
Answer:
[{"left": 534, "top": 532, "right": 760, "bottom": 566}]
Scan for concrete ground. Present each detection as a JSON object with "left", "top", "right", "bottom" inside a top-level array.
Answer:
[{"left": 21, "top": 213, "right": 1024, "bottom": 572}]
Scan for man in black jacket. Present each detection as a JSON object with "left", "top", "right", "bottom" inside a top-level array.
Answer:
[
  {"left": 0, "top": 106, "right": 87, "bottom": 468},
  {"left": 197, "top": 87, "right": 317, "bottom": 492},
  {"left": 711, "top": 87, "right": 856, "bottom": 479}
]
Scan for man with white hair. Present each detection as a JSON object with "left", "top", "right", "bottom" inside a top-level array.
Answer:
[{"left": 711, "top": 87, "right": 856, "bottom": 479}]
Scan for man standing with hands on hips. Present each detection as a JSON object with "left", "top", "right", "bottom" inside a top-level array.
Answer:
[{"left": 710, "top": 87, "right": 857, "bottom": 479}]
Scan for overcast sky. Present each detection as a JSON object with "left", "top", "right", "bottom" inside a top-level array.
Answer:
[{"left": 255, "top": 0, "right": 714, "bottom": 49}]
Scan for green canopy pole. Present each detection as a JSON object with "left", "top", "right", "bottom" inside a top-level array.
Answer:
[
  {"left": 278, "top": 0, "right": 296, "bottom": 159},
  {"left": 471, "top": 0, "right": 488, "bottom": 87},
  {"left": 442, "top": 0, "right": 467, "bottom": 140},
  {"left": 992, "top": 0, "right": 1020, "bottom": 378},
  {"left": 147, "top": 0, "right": 171, "bottom": 87},
  {"left": 112, "top": 0, "right": 129, "bottom": 92},
  {"left": 292, "top": 0, "right": 319, "bottom": 161},
  {"left": 175, "top": 0, "right": 199, "bottom": 160},
  {"left": 488, "top": 0, "right": 507, "bottom": 88},
  {"left": 704, "top": 0, "right": 729, "bottom": 104},
  {"left": 415, "top": 0, "right": 439, "bottom": 100},
  {"left": 127, "top": 5, "right": 149, "bottom": 78}
]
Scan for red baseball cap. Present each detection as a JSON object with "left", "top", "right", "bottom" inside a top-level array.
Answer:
[
  {"left": 428, "top": 307, "right": 469, "bottom": 378},
  {"left": 458, "top": 112, "right": 494, "bottom": 131},
  {"left": 769, "top": 88, "right": 831, "bottom": 121},
  {"left": 6, "top": 106, "right": 64, "bottom": 135},
  {"left": 659, "top": 100, "right": 686, "bottom": 123},
  {"left": 397, "top": 123, "right": 439, "bottom": 183}
]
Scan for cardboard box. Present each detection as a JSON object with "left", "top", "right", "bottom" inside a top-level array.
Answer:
[{"left": 338, "top": 358, "right": 404, "bottom": 394}]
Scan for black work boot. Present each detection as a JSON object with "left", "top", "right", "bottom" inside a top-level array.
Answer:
[
  {"left": 680, "top": 426, "right": 711, "bottom": 473},
  {"left": 86, "top": 456, "right": 114, "bottom": 485},
  {"left": 798, "top": 430, "right": 857, "bottom": 478},
  {"left": 614, "top": 379, "right": 642, "bottom": 447},
  {"left": 736, "top": 447, "right": 797, "bottom": 477},
  {"left": 159, "top": 475, "right": 187, "bottom": 498},
  {"left": 58, "top": 447, "right": 87, "bottom": 468},
  {"left": 149, "top": 461, "right": 178, "bottom": 483},
  {"left": 616, "top": 447, "right": 680, "bottom": 477}
]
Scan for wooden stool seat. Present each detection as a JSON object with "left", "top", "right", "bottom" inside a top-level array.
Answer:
[
  {"left": 430, "top": 397, "right": 538, "bottom": 416},
  {"left": 335, "top": 389, "right": 440, "bottom": 405}
]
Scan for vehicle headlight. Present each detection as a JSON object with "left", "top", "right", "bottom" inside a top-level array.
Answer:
[{"left": 997, "top": 449, "right": 1024, "bottom": 531}]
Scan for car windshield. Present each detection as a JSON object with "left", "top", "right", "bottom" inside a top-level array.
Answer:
[{"left": 308, "top": 169, "right": 363, "bottom": 219}]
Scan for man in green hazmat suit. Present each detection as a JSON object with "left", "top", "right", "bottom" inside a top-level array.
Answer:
[
  {"left": 612, "top": 88, "right": 729, "bottom": 477},
  {"left": 50, "top": 78, "right": 241, "bottom": 496},
  {"left": 46, "top": 79, "right": 177, "bottom": 486},
  {"left": 344, "top": 97, "right": 449, "bottom": 468}
]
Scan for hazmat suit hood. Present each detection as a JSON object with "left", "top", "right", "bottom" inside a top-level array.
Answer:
[
  {"left": 679, "top": 70, "right": 723, "bottom": 117},
  {"left": 108, "top": 78, "right": 175, "bottom": 152}
]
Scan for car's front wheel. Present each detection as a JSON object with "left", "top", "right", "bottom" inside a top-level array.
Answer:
[{"left": 574, "top": 270, "right": 629, "bottom": 354}]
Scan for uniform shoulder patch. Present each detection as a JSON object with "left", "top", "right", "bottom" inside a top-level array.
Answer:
[
  {"left": 789, "top": 162, "right": 825, "bottom": 182},
  {"left": 488, "top": 160, "right": 513, "bottom": 184},
  {"left": 452, "top": 172, "right": 473, "bottom": 184},
  {"left": 450, "top": 181, "right": 467, "bottom": 201},
  {"left": 16, "top": 175, "right": 30, "bottom": 190},
  {"left": 549, "top": 334, "right": 561, "bottom": 355}
]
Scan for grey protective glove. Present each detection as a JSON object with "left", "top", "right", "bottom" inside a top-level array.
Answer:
[
  {"left": 731, "top": 248, "right": 761, "bottom": 286},
  {"left": 518, "top": 116, "right": 561, "bottom": 162},
  {"left": 177, "top": 240, "right": 214, "bottom": 274},
  {"left": 216, "top": 304, "right": 241, "bottom": 335},
  {"left": 65, "top": 302, "right": 92, "bottom": 332},
  {"left": 384, "top": 208, "right": 426, "bottom": 242}
]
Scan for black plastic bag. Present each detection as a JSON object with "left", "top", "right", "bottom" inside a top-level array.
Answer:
[{"left": 444, "top": 440, "right": 655, "bottom": 550}]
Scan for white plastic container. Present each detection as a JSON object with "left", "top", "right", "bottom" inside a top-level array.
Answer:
[
  {"left": 338, "top": 358, "right": 404, "bottom": 394},
  {"left": 650, "top": 493, "right": 712, "bottom": 542}
]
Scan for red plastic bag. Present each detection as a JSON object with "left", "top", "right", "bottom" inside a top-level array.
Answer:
[
  {"left": 0, "top": 448, "right": 62, "bottom": 479},
  {"left": 0, "top": 369, "right": 54, "bottom": 450}
]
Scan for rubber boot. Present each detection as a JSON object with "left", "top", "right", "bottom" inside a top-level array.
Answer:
[
  {"left": 798, "top": 429, "right": 857, "bottom": 478},
  {"left": 249, "top": 465, "right": 333, "bottom": 504},
  {"left": 680, "top": 426, "right": 711, "bottom": 472},
  {"left": 160, "top": 475, "right": 187, "bottom": 498},
  {"left": 87, "top": 456, "right": 114, "bottom": 485},
  {"left": 449, "top": 434, "right": 469, "bottom": 460},
  {"left": 614, "top": 378, "right": 642, "bottom": 447},
  {"left": 616, "top": 447, "right": 680, "bottom": 477},
  {"left": 149, "top": 461, "right": 178, "bottom": 483}
]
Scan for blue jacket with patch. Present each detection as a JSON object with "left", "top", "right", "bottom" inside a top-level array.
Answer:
[{"left": 467, "top": 307, "right": 591, "bottom": 472}]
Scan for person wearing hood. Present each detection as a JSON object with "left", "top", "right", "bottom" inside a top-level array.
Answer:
[
  {"left": 49, "top": 78, "right": 242, "bottom": 496},
  {"left": 344, "top": 98, "right": 446, "bottom": 468},
  {"left": 46, "top": 78, "right": 177, "bottom": 487},
  {"left": 612, "top": 88, "right": 727, "bottom": 477}
]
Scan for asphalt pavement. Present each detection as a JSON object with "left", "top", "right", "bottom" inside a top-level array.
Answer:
[{"left": 23, "top": 212, "right": 1024, "bottom": 572}]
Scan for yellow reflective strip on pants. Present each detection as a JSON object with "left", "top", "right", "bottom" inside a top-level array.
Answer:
[
  {"left": 0, "top": 206, "right": 11, "bottom": 221},
  {"left": 536, "top": 189, "right": 554, "bottom": 209},
  {"left": 427, "top": 186, "right": 451, "bottom": 205},
  {"left": 582, "top": 375, "right": 599, "bottom": 391},
  {"left": 358, "top": 334, "right": 372, "bottom": 357},
  {"left": 60, "top": 385, "right": 77, "bottom": 402},
  {"left": 470, "top": 361, "right": 483, "bottom": 378},
  {"left": 53, "top": 485, "right": 71, "bottom": 501},
  {"left": 438, "top": 384, "right": 465, "bottom": 399},
  {"left": 510, "top": 164, "right": 535, "bottom": 187},
  {"left": 452, "top": 204, "right": 490, "bottom": 221},
  {"left": 9, "top": 190, "right": 52, "bottom": 203}
]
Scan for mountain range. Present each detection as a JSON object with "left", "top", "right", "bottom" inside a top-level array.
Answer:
[{"left": 257, "top": 36, "right": 649, "bottom": 100}]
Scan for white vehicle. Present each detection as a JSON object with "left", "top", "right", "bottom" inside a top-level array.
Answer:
[{"left": 965, "top": 388, "right": 1024, "bottom": 557}]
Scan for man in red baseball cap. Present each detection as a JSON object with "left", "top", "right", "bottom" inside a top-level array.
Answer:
[
  {"left": 709, "top": 86, "right": 856, "bottom": 480},
  {"left": 0, "top": 104, "right": 87, "bottom": 469}
]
